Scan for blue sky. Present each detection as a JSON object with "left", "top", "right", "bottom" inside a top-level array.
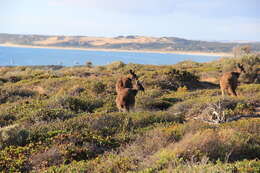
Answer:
[{"left": 1, "top": 0, "right": 259, "bottom": 41}]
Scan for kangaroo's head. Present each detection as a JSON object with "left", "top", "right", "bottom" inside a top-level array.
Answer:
[
  {"left": 128, "top": 69, "right": 138, "bottom": 80},
  {"left": 236, "top": 63, "right": 245, "bottom": 73},
  {"left": 134, "top": 80, "right": 145, "bottom": 92}
]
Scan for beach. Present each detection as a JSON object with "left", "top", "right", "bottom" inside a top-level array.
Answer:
[{"left": 0, "top": 43, "right": 232, "bottom": 57}]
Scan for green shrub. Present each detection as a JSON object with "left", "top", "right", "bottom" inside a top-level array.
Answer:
[
  {"left": 7, "top": 76, "right": 22, "bottom": 83},
  {"left": 0, "top": 88, "right": 35, "bottom": 104},
  {"left": 222, "top": 118, "right": 260, "bottom": 136},
  {"left": 221, "top": 54, "right": 260, "bottom": 84},
  {"left": 30, "top": 146, "right": 63, "bottom": 170},
  {"left": 29, "top": 125, "right": 66, "bottom": 143},
  {"left": 89, "top": 113, "right": 129, "bottom": 137},
  {"left": 90, "top": 81, "right": 106, "bottom": 95},
  {"left": 106, "top": 61, "right": 125, "bottom": 70},
  {"left": 239, "top": 54, "right": 260, "bottom": 83},
  {"left": 28, "top": 108, "right": 75, "bottom": 123},
  {"left": 0, "top": 124, "right": 29, "bottom": 149},
  {"left": 0, "top": 113, "right": 16, "bottom": 127},
  {"left": 54, "top": 131, "right": 120, "bottom": 163},
  {"left": 69, "top": 86, "right": 85, "bottom": 96},
  {"left": 94, "top": 98, "right": 117, "bottom": 113},
  {"left": 0, "top": 77, "right": 7, "bottom": 83},
  {"left": 0, "top": 145, "right": 31, "bottom": 172},
  {"left": 168, "top": 128, "right": 260, "bottom": 162},
  {"left": 131, "top": 111, "right": 185, "bottom": 128},
  {"left": 155, "top": 159, "right": 260, "bottom": 173},
  {"left": 59, "top": 96, "right": 103, "bottom": 113},
  {"left": 138, "top": 98, "right": 172, "bottom": 111},
  {"left": 154, "top": 68, "right": 200, "bottom": 90}
]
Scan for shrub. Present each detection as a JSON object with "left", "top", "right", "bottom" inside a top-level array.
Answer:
[
  {"left": 94, "top": 96, "right": 117, "bottom": 113},
  {"left": 0, "top": 113, "right": 16, "bottom": 127},
  {"left": 0, "top": 145, "right": 31, "bottom": 172},
  {"left": 199, "top": 98, "right": 255, "bottom": 123},
  {"left": 59, "top": 96, "right": 103, "bottom": 113},
  {"left": 30, "top": 146, "right": 63, "bottom": 170},
  {"left": 168, "top": 97, "right": 212, "bottom": 117},
  {"left": 7, "top": 76, "right": 22, "bottom": 83},
  {"left": 28, "top": 108, "right": 75, "bottom": 123},
  {"left": 154, "top": 68, "right": 200, "bottom": 90},
  {"left": 131, "top": 111, "right": 185, "bottom": 128},
  {"left": 90, "top": 81, "right": 106, "bottom": 95},
  {"left": 0, "top": 124, "right": 29, "bottom": 149},
  {"left": 167, "top": 128, "right": 260, "bottom": 162},
  {"left": 89, "top": 113, "right": 129, "bottom": 137},
  {"left": 0, "top": 77, "right": 7, "bottom": 83},
  {"left": 106, "top": 61, "right": 125, "bottom": 70},
  {"left": 0, "top": 88, "right": 35, "bottom": 104},
  {"left": 85, "top": 61, "right": 93, "bottom": 68},
  {"left": 110, "top": 128, "right": 172, "bottom": 171},
  {"left": 152, "top": 159, "right": 260, "bottom": 173},
  {"left": 69, "top": 86, "right": 85, "bottom": 96},
  {"left": 221, "top": 54, "right": 260, "bottom": 84},
  {"left": 138, "top": 98, "right": 172, "bottom": 111},
  {"left": 169, "top": 96, "right": 254, "bottom": 121},
  {"left": 239, "top": 54, "right": 260, "bottom": 83},
  {"left": 54, "top": 131, "right": 120, "bottom": 163},
  {"left": 28, "top": 126, "right": 66, "bottom": 143},
  {"left": 222, "top": 118, "right": 260, "bottom": 136}
]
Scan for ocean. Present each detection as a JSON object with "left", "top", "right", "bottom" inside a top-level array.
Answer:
[{"left": 0, "top": 46, "right": 220, "bottom": 66}]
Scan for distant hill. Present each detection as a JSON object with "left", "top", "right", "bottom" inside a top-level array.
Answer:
[{"left": 0, "top": 33, "right": 260, "bottom": 53}]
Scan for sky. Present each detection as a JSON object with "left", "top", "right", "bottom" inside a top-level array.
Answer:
[{"left": 1, "top": 0, "right": 259, "bottom": 41}]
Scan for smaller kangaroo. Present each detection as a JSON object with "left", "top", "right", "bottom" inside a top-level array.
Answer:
[
  {"left": 220, "top": 63, "right": 245, "bottom": 96},
  {"left": 116, "top": 70, "right": 138, "bottom": 93},
  {"left": 116, "top": 80, "right": 144, "bottom": 112}
]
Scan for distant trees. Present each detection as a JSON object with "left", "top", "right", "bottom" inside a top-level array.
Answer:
[
  {"left": 85, "top": 61, "right": 93, "bottom": 68},
  {"left": 233, "top": 45, "right": 252, "bottom": 58}
]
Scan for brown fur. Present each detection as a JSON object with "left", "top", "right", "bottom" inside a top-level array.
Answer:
[
  {"left": 220, "top": 64, "right": 245, "bottom": 96},
  {"left": 115, "top": 70, "right": 138, "bottom": 93},
  {"left": 116, "top": 80, "right": 144, "bottom": 112}
]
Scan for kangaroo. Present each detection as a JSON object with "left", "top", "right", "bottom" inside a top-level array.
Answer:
[
  {"left": 220, "top": 63, "right": 245, "bottom": 96},
  {"left": 116, "top": 80, "right": 144, "bottom": 112},
  {"left": 116, "top": 70, "right": 138, "bottom": 93}
]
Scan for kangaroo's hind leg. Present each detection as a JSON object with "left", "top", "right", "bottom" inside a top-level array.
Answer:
[
  {"left": 228, "top": 87, "right": 237, "bottom": 96},
  {"left": 221, "top": 88, "right": 225, "bottom": 97}
]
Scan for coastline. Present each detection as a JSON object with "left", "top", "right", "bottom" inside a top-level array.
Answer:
[{"left": 0, "top": 43, "right": 232, "bottom": 57}]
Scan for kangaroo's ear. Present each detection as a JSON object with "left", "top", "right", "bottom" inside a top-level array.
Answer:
[
  {"left": 129, "top": 69, "right": 139, "bottom": 79},
  {"left": 237, "top": 63, "right": 242, "bottom": 68}
]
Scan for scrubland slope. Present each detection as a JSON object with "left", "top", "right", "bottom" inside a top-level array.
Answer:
[{"left": 0, "top": 54, "right": 260, "bottom": 172}]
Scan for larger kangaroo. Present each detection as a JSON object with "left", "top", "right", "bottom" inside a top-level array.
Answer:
[
  {"left": 116, "top": 70, "right": 138, "bottom": 93},
  {"left": 116, "top": 80, "right": 144, "bottom": 112},
  {"left": 220, "top": 63, "right": 245, "bottom": 96}
]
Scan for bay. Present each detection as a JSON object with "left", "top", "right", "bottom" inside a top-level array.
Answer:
[{"left": 0, "top": 46, "right": 220, "bottom": 66}]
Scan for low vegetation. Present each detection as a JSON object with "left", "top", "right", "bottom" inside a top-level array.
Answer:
[{"left": 0, "top": 54, "right": 259, "bottom": 172}]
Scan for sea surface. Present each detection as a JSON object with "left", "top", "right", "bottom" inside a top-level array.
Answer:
[{"left": 0, "top": 46, "right": 220, "bottom": 66}]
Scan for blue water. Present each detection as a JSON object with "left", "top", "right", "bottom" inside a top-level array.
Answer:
[{"left": 0, "top": 46, "right": 220, "bottom": 66}]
